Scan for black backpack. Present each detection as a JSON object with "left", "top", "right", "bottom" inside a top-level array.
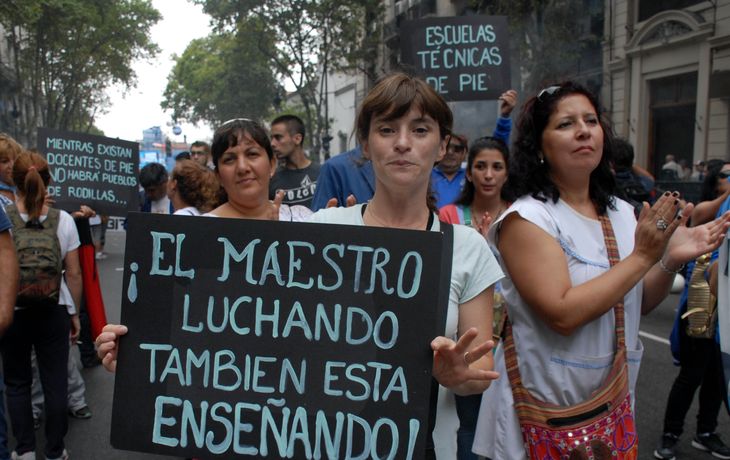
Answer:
[{"left": 6, "top": 204, "right": 63, "bottom": 307}]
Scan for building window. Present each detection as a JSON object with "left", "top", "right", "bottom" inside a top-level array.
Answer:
[
  {"left": 648, "top": 72, "right": 697, "bottom": 179},
  {"left": 638, "top": 0, "right": 704, "bottom": 22}
]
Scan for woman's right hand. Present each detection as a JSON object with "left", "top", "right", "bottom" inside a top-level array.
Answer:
[
  {"left": 95, "top": 324, "right": 128, "bottom": 373},
  {"left": 633, "top": 192, "right": 685, "bottom": 265}
]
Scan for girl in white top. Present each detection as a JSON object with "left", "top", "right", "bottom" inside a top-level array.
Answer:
[
  {"left": 472, "top": 82, "right": 730, "bottom": 459},
  {"left": 309, "top": 73, "right": 503, "bottom": 459},
  {"left": 2, "top": 151, "right": 81, "bottom": 460}
]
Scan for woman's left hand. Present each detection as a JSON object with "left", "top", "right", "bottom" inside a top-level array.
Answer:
[
  {"left": 474, "top": 212, "right": 493, "bottom": 239},
  {"left": 431, "top": 327, "right": 499, "bottom": 389},
  {"left": 268, "top": 190, "right": 285, "bottom": 220},
  {"left": 664, "top": 209, "right": 730, "bottom": 268}
]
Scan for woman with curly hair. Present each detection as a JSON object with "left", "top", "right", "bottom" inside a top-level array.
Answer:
[
  {"left": 167, "top": 159, "right": 221, "bottom": 216},
  {"left": 472, "top": 81, "right": 730, "bottom": 459}
]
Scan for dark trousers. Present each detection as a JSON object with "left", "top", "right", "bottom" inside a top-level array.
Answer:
[
  {"left": 662, "top": 329, "right": 723, "bottom": 436},
  {"left": 1, "top": 306, "right": 70, "bottom": 458},
  {"left": 455, "top": 393, "right": 482, "bottom": 460}
]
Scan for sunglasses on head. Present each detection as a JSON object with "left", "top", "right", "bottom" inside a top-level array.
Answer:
[
  {"left": 537, "top": 85, "right": 562, "bottom": 102},
  {"left": 719, "top": 171, "right": 730, "bottom": 179}
]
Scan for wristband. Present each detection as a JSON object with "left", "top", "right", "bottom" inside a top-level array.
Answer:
[{"left": 659, "top": 258, "right": 684, "bottom": 275}]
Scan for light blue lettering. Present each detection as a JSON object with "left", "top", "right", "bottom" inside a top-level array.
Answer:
[
  {"left": 260, "top": 405, "right": 290, "bottom": 457},
  {"left": 213, "top": 350, "right": 242, "bottom": 391},
  {"left": 383, "top": 366, "right": 409, "bottom": 404},
  {"left": 365, "top": 248, "right": 394, "bottom": 295},
  {"left": 256, "top": 298, "right": 279, "bottom": 337},
  {"left": 314, "top": 303, "right": 341, "bottom": 342},
  {"left": 217, "top": 237, "right": 260, "bottom": 283},
  {"left": 150, "top": 232, "right": 174, "bottom": 276},
  {"left": 287, "top": 241, "right": 315, "bottom": 289},
  {"left": 314, "top": 410, "right": 344, "bottom": 459},
  {"left": 346, "top": 245, "right": 374, "bottom": 293},
  {"left": 139, "top": 343, "right": 173, "bottom": 383},
  {"left": 252, "top": 356, "right": 276, "bottom": 394},
  {"left": 185, "top": 349, "right": 210, "bottom": 387},
  {"left": 318, "top": 244, "right": 344, "bottom": 291},
  {"left": 206, "top": 402, "right": 233, "bottom": 454},
  {"left": 345, "top": 364, "right": 370, "bottom": 401},
  {"left": 397, "top": 251, "right": 422, "bottom": 299},
  {"left": 286, "top": 406, "right": 313, "bottom": 458},
  {"left": 372, "top": 418, "right": 399, "bottom": 460},
  {"left": 181, "top": 294, "right": 203, "bottom": 333},
  {"left": 346, "top": 307, "right": 373, "bottom": 346},
  {"left": 406, "top": 419, "right": 420, "bottom": 460},
  {"left": 346, "top": 414, "right": 371, "bottom": 460},
  {"left": 282, "top": 301, "right": 312, "bottom": 340},
  {"left": 207, "top": 296, "right": 229, "bottom": 333},
  {"left": 259, "top": 241, "right": 284, "bottom": 286},
  {"left": 233, "top": 401, "right": 260, "bottom": 455},
  {"left": 324, "top": 361, "right": 345, "bottom": 397},
  {"left": 152, "top": 395, "right": 181, "bottom": 447},
  {"left": 174, "top": 234, "right": 195, "bottom": 279},
  {"left": 180, "top": 399, "right": 208, "bottom": 448},
  {"left": 230, "top": 296, "right": 252, "bottom": 335},
  {"left": 373, "top": 311, "right": 398, "bottom": 350},
  {"left": 160, "top": 348, "right": 185, "bottom": 385},
  {"left": 280, "top": 359, "right": 306, "bottom": 395}
]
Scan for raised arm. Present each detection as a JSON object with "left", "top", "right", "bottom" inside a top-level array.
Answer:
[{"left": 498, "top": 194, "right": 687, "bottom": 335}]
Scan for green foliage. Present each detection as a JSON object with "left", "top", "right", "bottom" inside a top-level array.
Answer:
[
  {"left": 162, "top": 23, "right": 277, "bottom": 126},
  {"left": 0, "top": 0, "right": 160, "bottom": 144},
  {"left": 471, "top": 0, "right": 603, "bottom": 94},
  {"left": 196, "top": 0, "right": 383, "bottom": 154}
]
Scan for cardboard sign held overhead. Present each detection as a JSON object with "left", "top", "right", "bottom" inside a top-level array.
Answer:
[
  {"left": 401, "top": 15, "right": 511, "bottom": 101},
  {"left": 37, "top": 127, "right": 139, "bottom": 215},
  {"left": 112, "top": 213, "right": 451, "bottom": 459}
]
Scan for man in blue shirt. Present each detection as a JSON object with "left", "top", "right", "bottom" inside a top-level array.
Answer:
[{"left": 431, "top": 89, "right": 517, "bottom": 208}]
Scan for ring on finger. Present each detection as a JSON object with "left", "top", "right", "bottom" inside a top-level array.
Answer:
[
  {"left": 656, "top": 218, "right": 669, "bottom": 231},
  {"left": 463, "top": 351, "right": 470, "bottom": 366}
]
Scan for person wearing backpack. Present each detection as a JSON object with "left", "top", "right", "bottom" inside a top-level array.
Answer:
[{"left": 1, "top": 152, "right": 81, "bottom": 460}]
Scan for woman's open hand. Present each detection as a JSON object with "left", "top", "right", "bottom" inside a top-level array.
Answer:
[
  {"left": 664, "top": 210, "right": 730, "bottom": 268},
  {"left": 431, "top": 327, "right": 499, "bottom": 393}
]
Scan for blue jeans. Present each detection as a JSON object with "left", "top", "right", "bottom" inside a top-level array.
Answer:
[{"left": 455, "top": 393, "right": 482, "bottom": 460}]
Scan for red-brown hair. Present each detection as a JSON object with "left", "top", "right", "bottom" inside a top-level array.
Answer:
[{"left": 13, "top": 151, "right": 51, "bottom": 221}]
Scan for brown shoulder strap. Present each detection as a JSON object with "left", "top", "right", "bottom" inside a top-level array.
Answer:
[{"left": 505, "top": 213, "right": 626, "bottom": 389}]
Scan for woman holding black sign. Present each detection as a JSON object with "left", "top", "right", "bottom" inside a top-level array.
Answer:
[{"left": 308, "top": 72, "right": 503, "bottom": 459}]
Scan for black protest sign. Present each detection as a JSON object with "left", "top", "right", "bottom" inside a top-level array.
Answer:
[
  {"left": 401, "top": 16, "right": 510, "bottom": 101},
  {"left": 37, "top": 127, "right": 139, "bottom": 215},
  {"left": 112, "top": 213, "right": 450, "bottom": 459}
]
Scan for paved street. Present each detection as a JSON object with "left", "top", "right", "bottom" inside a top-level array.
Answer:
[{"left": 18, "top": 230, "right": 730, "bottom": 458}]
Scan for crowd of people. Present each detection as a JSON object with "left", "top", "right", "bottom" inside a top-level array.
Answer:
[{"left": 0, "top": 72, "right": 729, "bottom": 459}]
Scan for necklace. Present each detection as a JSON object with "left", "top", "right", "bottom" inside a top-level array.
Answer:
[{"left": 364, "top": 202, "right": 433, "bottom": 230}]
